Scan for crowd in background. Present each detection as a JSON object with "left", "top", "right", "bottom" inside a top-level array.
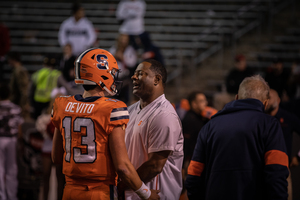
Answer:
[{"left": 1, "top": 1, "right": 300, "bottom": 200}]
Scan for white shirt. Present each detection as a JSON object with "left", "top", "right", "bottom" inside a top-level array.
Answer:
[
  {"left": 125, "top": 94, "right": 184, "bottom": 200},
  {"left": 58, "top": 16, "right": 96, "bottom": 56},
  {"left": 116, "top": 0, "right": 146, "bottom": 35}
]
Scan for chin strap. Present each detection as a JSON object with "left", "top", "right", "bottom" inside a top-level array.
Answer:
[
  {"left": 100, "top": 81, "right": 116, "bottom": 96},
  {"left": 103, "top": 86, "right": 116, "bottom": 96}
]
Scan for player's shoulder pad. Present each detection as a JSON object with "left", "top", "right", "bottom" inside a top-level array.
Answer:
[
  {"left": 58, "top": 95, "right": 72, "bottom": 98},
  {"left": 54, "top": 95, "right": 72, "bottom": 103},
  {"left": 104, "top": 97, "right": 128, "bottom": 108},
  {"left": 107, "top": 99, "right": 129, "bottom": 122},
  {"left": 52, "top": 95, "right": 72, "bottom": 113}
]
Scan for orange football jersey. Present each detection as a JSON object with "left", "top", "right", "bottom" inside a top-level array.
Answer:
[{"left": 51, "top": 94, "right": 129, "bottom": 186}]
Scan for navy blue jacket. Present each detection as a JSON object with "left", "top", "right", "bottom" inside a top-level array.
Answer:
[
  {"left": 185, "top": 99, "right": 289, "bottom": 200},
  {"left": 275, "top": 108, "right": 300, "bottom": 163}
]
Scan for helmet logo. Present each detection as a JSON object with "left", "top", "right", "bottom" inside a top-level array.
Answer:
[{"left": 96, "top": 54, "right": 109, "bottom": 70}]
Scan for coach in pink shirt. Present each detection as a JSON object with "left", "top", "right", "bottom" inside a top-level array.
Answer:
[{"left": 121, "top": 59, "right": 184, "bottom": 200}]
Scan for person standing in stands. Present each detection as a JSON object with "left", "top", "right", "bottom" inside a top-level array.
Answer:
[
  {"left": 109, "top": 33, "right": 138, "bottom": 104},
  {"left": 121, "top": 59, "right": 184, "bottom": 199},
  {"left": 214, "top": 54, "right": 253, "bottom": 110},
  {"left": 56, "top": 44, "right": 83, "bottom": 96},
  {"left": 186, "top": 75, "right": 289, "bottom": 200},
  {"left": 109, "top": 34, "right": 137, "bottom": 77},
  {"left": 116, "top": 0, "right": 164, "bottom": 66},
  {"left": 0, "top": 83, "right": 24, "bottom": 200},
  {"left": 58, "top": 3, "right": 96, "bottom": 56},
  {"left": 265, "top": 58, "right": 290, "bottom": 99},
  {"left": 116, "top": 0, "right": 146, "bottom": 50},
  {"left": 30, "top": 55, "right": 61, "bottom": 119},
  {"left": 226, "top": 55, "right": 253, "bottom": 95},
  {"left": 58, "top": 43, "right": 76, "bottom": 72},
  {"left": 7, "top": 52, "right": 30, "bottom": 118},
  {"left": 140, "top": 32, "right": 164, "bottom": 66},
  {"left": 265, "top": 89, "right": 300, "bottom": 200}
]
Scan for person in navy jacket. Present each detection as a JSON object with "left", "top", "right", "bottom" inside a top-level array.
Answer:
[
  {"left": 185, "top": 75, "right": 289, "bottom": 200},
  {"left": 265, "top": 89, "right": 300, "bottom": 200}
]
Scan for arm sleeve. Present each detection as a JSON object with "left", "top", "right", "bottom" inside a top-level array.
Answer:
[
  {"left": 85, "top": 20, "right": 96, "bottom": 47},
  {"left": 147, "top": 111, "right": 181, "bottom": 153},
  {"left": 116, "top": 1, "right": 126, "bottom": 20},
  {"left": 185, "top": 125, "right": 207, "bottom": 200},
  {"left": 58, "top": 20, "right": 67, "bottom": 47},
  {"left": 264, "top": 119, "right": 289, "bottom": 200}
]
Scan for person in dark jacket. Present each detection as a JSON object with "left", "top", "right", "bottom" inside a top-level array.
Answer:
[
  {"left": 265, "top": 89, "right": 300, "bottom": 200},
  {"left": 226, "top": 54, "right": 253, "bottom": 95},
  {"left": 182, "top": 91, "right": 209, "bottom": 163},
  {"left": 265, "top": 58, "right": 290, "bottom": 98},
  {"left": 214, "top": 54, "right": 253, "bottom": 111},
  {"left": 266, "top": 89, "right": 300, "bottom": 164},
  {"left": 185, "top": 75, "right": 289, "bottom": 200}
]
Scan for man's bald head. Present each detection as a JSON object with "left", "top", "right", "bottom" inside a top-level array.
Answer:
[{"left": 237, "top": 75, "right": 270, "bottom": 103}]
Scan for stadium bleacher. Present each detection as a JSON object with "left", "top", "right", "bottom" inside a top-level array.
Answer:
[
  {"left": 247, "top": 24, "right": 300, "bottom": 71},
  {"left": 0, "top": 0, "right": 290, "bottom": 81}
]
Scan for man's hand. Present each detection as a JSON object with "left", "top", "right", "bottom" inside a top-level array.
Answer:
[
  {"left": 148, "top": 190, "right": 160, "bottom": 200},
  {"left": 290, "top": 156, "right": 299, "bottom": 167}
]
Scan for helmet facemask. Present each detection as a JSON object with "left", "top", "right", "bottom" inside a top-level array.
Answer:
[{"left": 102, "top": 68, "right": 123, "bottom": 96}]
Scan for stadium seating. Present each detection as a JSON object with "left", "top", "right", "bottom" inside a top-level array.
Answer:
[
  {"left": 0, "top": 0, "right": 288, "bottom": 81},
  {"left": 248, "top": 25, "right": 300, "bottom": 71}
]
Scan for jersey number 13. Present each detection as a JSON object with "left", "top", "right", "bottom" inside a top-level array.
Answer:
[{"left": 62, "top": 117, "right": 96, "bottom": 163}]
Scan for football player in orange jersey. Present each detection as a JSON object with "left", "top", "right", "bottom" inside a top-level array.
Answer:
[{"left": 51, "top": 48, "right": 160, "bottom": 200}]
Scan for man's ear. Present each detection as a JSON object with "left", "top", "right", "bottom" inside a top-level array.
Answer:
[
  {"left": 277, "top": 96, "right": 281, "bottom": 105},
  {"left": 154, "top": 74, "right": 162, "bottom": 86},
  {"left": 235, "top": 94, "right": 238, "bottom": 100},
  {"left": 263, "top": 99, "right": 269, "bottom": 110}
]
